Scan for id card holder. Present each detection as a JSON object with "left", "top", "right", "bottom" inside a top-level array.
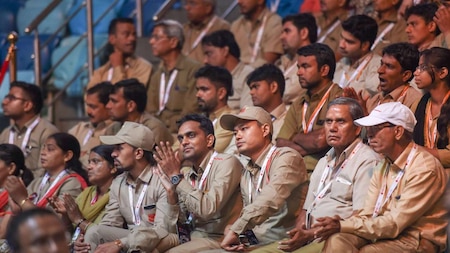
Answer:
[
  {"left": 239, "top": 230, "right": 259, "bottom": 246},
  {"left": 177, "top": 222, "right": 192, "bottom": 244}
]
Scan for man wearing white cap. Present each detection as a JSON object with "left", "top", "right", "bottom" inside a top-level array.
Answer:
[
  {"left": 216, "top": 106, "right": 308, "bottom": 251},
  {"left": 314, "top": 102, "right": 448, "bottom": 253},
  {"left": 79, "top": 121, "right": 179, "bottom": 253}
]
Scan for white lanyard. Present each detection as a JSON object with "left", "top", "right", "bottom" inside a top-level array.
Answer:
[
  {"left": 248, "top": 146, "right": 277, "bottom": 203},
  {"left": 198, "top": 151, "right": 218, "bottom": 190},
  {"left": 317, "top": 20, "right": 341, "bottom": 43},
  {"left": 107, "top": 65, "right": 129, "bottom": 81},
  {"left": 372, "top": 144, "right": 417, "bottom": 218},
  {"left": 371, "top": 23, "right": 395, "bottom": 51},
  {"left": 338, "top": 54, "right": 373, "bottom": 88},
  {"left": 128, "top": 183, "right": 149, "bottom": 225},
  {"left": 269, "top": 0, "right": 281, "bottom": 12},
  {"left": 250, "top": 14, "right": 268, "bottom": 63},
  {"left": 34, "top": 170, "right": 67, "bottom": 204},
  {"left": 302, "top": 84, "right": 334, "bottom": 133},
  {"left": 82, "top": 128, "right": 94, "bottom": 146},
  {"left": 283, "top": 63, "right": 297, "bottom": 77},
  {"left": 159, "top": 70, "right": 179, "bottom": 113},
  {"left": 9, "top": 117, "right": 40, "bottom": 156},
  {"left": 305, "top": 142, "right": 363, "bottom": 227},
  {"left": 189, "top": 16, "right": 217, "bottom": 53},
  {"left": 212, "top": 118, "right": 218, "bottom": 127}
]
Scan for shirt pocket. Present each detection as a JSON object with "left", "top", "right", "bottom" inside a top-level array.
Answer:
[{"left": 329, "top": 176, "right": 353, "bottom": 204}]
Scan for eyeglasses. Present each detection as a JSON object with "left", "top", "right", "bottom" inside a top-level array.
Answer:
[
  {"left": 4, "top": 94, "right": 28, "bottom": 102},
  {"left": 150, "top": 34, "right": 169, "bottom": 41},
  {"left": 366, "top": 123, "right": 395, "bottom": 136}
]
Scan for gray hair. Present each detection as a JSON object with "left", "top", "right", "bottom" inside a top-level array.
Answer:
[
  {"left": 154, "top": 19, "right": 184, "bottom": 50},
  {"left": 328, "top": 97, "right": 364, "bottom": 121}
]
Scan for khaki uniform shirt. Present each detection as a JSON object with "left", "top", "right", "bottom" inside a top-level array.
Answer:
[
  {"left": 230, "top": 144, "right": 308, "bottom": 244},
  {"left": 177, "top": 150, "right": 242, "bottom": 239},
  {"left": 231, "top": 8, "right": 283, "bottom": 67},
  {"left": 99, "top": 165, "right": 179, "bottom": 251},
  {"left": 146, "top": 54, "right": 202, "bottom": 133},
  {"left": 0, "top": 115, "right": 59, "bottom": 178},
  {"left": 340, "top": 143, "right": 448, "bottom": 252},
  {"left": 372, "top": 13, "right": 408, "bottom": 56},
  {"left": 87, "top": 56, "right": 153, "bottom": 88},
  {"left": 209, "top": 106, "right": 236, "bottom": 153},
  {"left": 270, "top": 103, "right": 287, "bottom": 142},
  {"left": 429, "top": 33, "right": 450, "bottom": 49},
  {"left": 316, "top": 12, "right": 349, "bottom": 56},
  {"left": 138, "top": 112, "right": 174, "bottom": 145},
  {"left": 276, "top": 54, "right": 306, "bottom": 105},
  {"left": 277, "top": 83, "right": 343, "bottom": 171},
  {"left": 228, "top": 62, "right": 254, "bottom": 110},
  {"left": 333, "top": 52, "right": 381, "bottom": 97},
  {"left": 69, "top": 120, "right": 120, "bottom": 169},
  {"left": 183, "top": 15, "right": 230, "bottom": 63},
  {"left": 27, "top": 171, "right": 84, "bottom": 208},
  {"left": 366, "top": 84, "right": 421, "bottom": 113},
  {"left": 304, "top": 139, "right": 381, "bottom": 221}
]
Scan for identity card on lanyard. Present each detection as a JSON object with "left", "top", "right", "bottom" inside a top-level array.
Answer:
[
  {"left": 372, "top": 144, "right": 417, "bottom": 218},
  {"left": 302, "top": 84, "right": 334, "bottom": 133},
  {"left": 305, "top": 142, "right": 363, "bottom": 228},
  {"left": 248, "top": 146, "right": 277, "bottom": 203},
  {"left": 9, "top": 117, "right": 40, "bottom": 156},
  {"left": 128, "top": 183, "right": 149, "bottom": 225},
  {"left": 197, "top": 151, "right": 218, "bottom": 190},
  {"left": 34, "top": 170, "right": 68, "bottom": 204},
  {"left": 159, "top": 70, "right": 179, "bottom": 113}
]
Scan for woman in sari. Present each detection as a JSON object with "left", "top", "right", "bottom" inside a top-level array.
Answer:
[
  {"left": 52, "top": 145, "right": 119, "bottom": 234},
  {"left": 413, "top": 47, "right": 450, "bottom": 170},
  {"left": 5, "top": 132, "right": 88, "bottom": 210}
]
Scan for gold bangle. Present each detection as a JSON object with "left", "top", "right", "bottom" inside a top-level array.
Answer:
[
  {"left": 20, "top": 198, "right": 28, "bottom": 207},
  {"left": 114, "top": 239, "right": 123, "bottom": 249}
]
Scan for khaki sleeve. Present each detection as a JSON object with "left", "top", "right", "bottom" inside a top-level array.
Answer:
[
  {"left": 276, "top": 104, "right": 300, "bottom": 140},
  {"left": 261, "top": 15, "right": 283, "bottom": 55},
  {"left": 437, "top": 146, "right": 450, "bottom": 168},
  {"left": 230, "top": 150, "right": 306, "bottom": 234},
  {"left": 129, "top": 61, "right": 153, "bottom": 87},
  {"left": 176, "top": 156, "right": 242, "bottom": 220},
  {"left": 99, "top": 178, "right": 126, "bottom": 228},
  {"left": 340, "top": 159, "right": 445, "bottom": 240},
  {"left": 213, "top": 126, "right": 234, "bottom": 153},
  {"left": 87, "top": 68, "right": 104, "bottom": 89}
]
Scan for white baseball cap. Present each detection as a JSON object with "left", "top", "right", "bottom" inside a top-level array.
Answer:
[{"left": 354, "top": 102, "right": 417, "bottom": 132}]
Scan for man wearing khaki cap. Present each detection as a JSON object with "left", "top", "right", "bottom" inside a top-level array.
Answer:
[
  {"left": 78, "top": 121, "right": 179, "bottom": 253},
  {"left": 214, "top": 106, "right": 308, "bottom": 251},
  {"left": 314, "top": 102, "right": 448, "bottom": 253}
]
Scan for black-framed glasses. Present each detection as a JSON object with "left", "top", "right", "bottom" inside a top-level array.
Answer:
[{"left": 4, "top": 94, "right": 28, "bottom": 102}]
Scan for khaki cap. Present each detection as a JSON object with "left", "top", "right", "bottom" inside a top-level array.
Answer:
[
  {"left": 100, "top": 121, "right": 155, "bottom": 151},
  {"left": 220, "top": 106, "right": 273, "bottom": 134}
]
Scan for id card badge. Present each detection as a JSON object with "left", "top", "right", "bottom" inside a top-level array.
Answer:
[
  {"left": 239, "top": 230, "right": 259, "bottom": 246},
  {"left": 177, "top": 222, "right": 192, "bottom": 244},
  {"left": 305, "top": 212, "right": 311, "bottom": 229},
  {"left": 71, "top": 227, "right": 81, "bottom": 245}
]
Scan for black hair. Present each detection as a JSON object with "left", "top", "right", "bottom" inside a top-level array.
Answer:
[
  {"left": 86, "top": 82, "right": 114, "bottom": 105},
  {"left": 297, "top": 43, "right": 336, "bottom": 79},
  {"left": 195, "top": 65, "right": 233, "bottom": 98},
  {"left": 282, "top": 13, "right": 318, "bottom": 43},
  {"left": 47, "top": 133, "right": 88, "bottom": 183},
  {"left": 405, "top": 3, "right": 440, "bottom": 36},
  {"left": 382, "top": 43, "right": 419, "bottom": 81},
  {"left": 10, "top": 81, "right": 43, "bottom": 114},
  {"left": 246, "top": 64, "right": 286, "bottom": 96},
  {"left": 0, "top": 144, "right": 34, "bottom": 186},
  {"left": 177, "top": 114, "right": 215, "bottom": 147},
  {"left": 201, "top": 29, "right": 241, "bottom": 59},
  {"left": 113, "top": 79, "right": 147, "bottom": 113},
  {"left": 6, "top": 208, "right": 65, "bottom": 252},
  {"left": 341, "top": 15, "right": 378, "bottom": 48},
  {"left": 108, "top": 17, "right": 134, "bottom": 35},
  {"left": 90, "top": 145, "right": 122, "bottom": 177}
]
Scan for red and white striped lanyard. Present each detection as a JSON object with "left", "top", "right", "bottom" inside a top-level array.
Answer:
[
  {"left": 372, "top": 144, "right": 417, "bottom": 218},
  {"left": 302, "top": 84, "right": 334, "bottom": 133},
  {"left": 128, "top": 183, "right": 149, "bottom": 225},
  {"left": 248, "top": 146, "right": 277, "bottom": 203},
  {"left": 197, "top": 151, "right": 218, "bottom": 191},
  {"left": 338, "top": 54, "right": 373, "bottom": 88},
  {"left": 424, "top": 91, "right": 450, "bottom": 148},
  {"left": 34, "top": 170, "right": 67, "bottom": 204}
]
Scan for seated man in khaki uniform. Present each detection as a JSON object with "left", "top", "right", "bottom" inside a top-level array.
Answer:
[
  {"left": 87, "top": 18, "right": 153, "bottom": 89},
  {"left": 77, "top": 122, "right": 179, "bottom": 252},
  {"left": 182, "top": 0, "right": 230, "bottom": 62},
  {"left": 0, "top": 81, "right": 59, "bottom": 178},
  {"left": 317, "top": 102, "right": 447, "bottom": 253},
  {"left": 107, "top": 79, "right": 173, "bottom": 145},
  {"left": 153, "top": 114, "right": 243, "bottom": 253},
  {"left": 253, "top": 97, "right": 381, "bottom": 253},
  {"left": 69, "top": 82, "right": 120, "bottom": 168},
  {"left": 215, "top": 106, "right": 308, "bottom": 251}
]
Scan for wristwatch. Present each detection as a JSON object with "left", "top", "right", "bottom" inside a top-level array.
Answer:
[{"left": 171, "top": 174, "right": 184, "bottom": 185}]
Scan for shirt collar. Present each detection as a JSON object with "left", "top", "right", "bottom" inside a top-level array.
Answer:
[
  {"left": 246, "top": 144, "right": 273, "bottom": 175},
  {"left": 126, "top": 165, "right": 154, "bottom": 186},
  {"left": 391, "top": 141, "right": 415, "bottom": 171},
  {"left": 12, "top": 115, "right": 40, "bottom": 133},
  {"left": 270, "top": 103, "right": 287, "bottom": 120}
]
